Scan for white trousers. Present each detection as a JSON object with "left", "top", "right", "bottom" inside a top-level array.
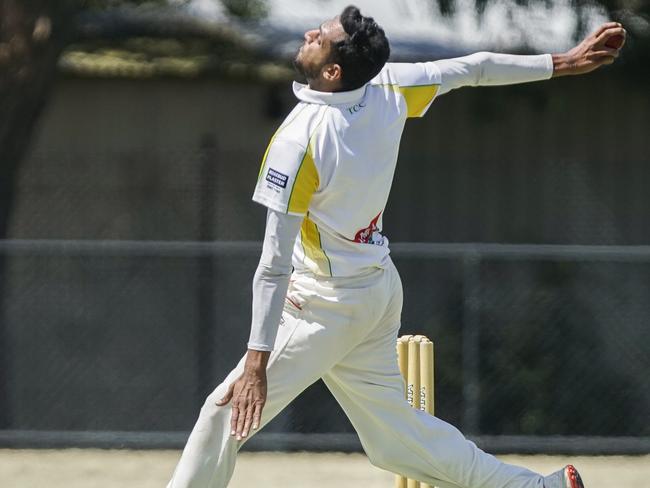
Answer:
[{"left": 167, "top": 262, "right": 545, "bottom": 488}]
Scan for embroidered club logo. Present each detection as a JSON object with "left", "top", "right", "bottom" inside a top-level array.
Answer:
[
  {"left": 266, "top": 168, "right": 288, "bottom": 189},
  {"left": 347, "top": 102, "right": 366, "bottom": 115}
]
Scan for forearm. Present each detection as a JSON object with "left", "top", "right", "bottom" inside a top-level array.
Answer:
[
  {"left": 248, "top": 262, "right": 292, "bottom": 351},
  {"left": 247, "top": 209, "right": 302, "bottom": 352},
  {"left": 435, "top": 52, "right": 553, "bottom": 95}
]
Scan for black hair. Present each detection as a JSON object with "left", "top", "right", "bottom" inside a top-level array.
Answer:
[{"left": 331, "top": 5, "right": 390, "bottom": 91}]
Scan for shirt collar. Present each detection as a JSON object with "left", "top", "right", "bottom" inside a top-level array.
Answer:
[{"left": 292, "top": 81, "right": 367, "bottom": 105}]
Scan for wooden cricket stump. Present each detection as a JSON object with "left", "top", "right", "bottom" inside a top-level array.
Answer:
[{"left": 395, "top": 335, "right": 435, "bottom": 488}]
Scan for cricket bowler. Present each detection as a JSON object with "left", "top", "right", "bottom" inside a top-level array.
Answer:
[{"left": 168, "top": 5, "right": 625, "bottom": 487}]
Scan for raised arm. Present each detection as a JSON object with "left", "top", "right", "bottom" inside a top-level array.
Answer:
[
  {"left": 436, "top": 22, "right": 626, "bottom": 96},
  {"left": 435, "top": 52, "right": 553, "bottom": 95}
]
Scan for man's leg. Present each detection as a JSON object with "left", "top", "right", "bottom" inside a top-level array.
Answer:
[
  {"left": 322, "top": 315, "right": 546, "bottom": 488},
  {"left": 167, "top": 273, "right": 381, "bottom": 488}
]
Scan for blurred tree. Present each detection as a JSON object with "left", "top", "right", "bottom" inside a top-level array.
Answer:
[
  {"left": 0, "top": 0, "right": 81, "bottom": 429},
  {"left": 0, "top": 1, "right": 78, "bottom": 237},
  {"left": 222, "top": 0, "right": 268, "bottom": 19},
  {"left": 0, "top": 0, "right": 181, "bottom": 230},
  {"left": 0, "top": 0, "right": 194, "bottom": 430},
  {"left": 0, "top": 0, "right": 269, "bottom": 430},
  {"left": 0, "top": 1, "right": 263, "bottom": 222}
]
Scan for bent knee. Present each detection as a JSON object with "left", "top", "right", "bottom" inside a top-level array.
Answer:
[{"left": 199, "top": 393, "right": 231, "bottom": 423}]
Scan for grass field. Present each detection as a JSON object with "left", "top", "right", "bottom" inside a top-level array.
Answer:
[{"left": 1, "top": 449, "right": 649, "bottom": 487}]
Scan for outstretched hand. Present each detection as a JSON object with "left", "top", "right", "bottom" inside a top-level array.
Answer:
[
  {"left": 552, "top": 22, "right": 626, "bottom": 77},
  {"left": 216, "top": 350, "right": 270, "bottom": 441}
]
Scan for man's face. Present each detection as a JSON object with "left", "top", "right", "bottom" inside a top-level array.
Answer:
[{"left": 294, "top": 17, "right": 346, "bottom": 81}]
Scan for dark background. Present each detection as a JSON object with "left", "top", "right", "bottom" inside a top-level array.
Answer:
[{"left": 0, "top": 0, "right": 648, "bottom": 452}]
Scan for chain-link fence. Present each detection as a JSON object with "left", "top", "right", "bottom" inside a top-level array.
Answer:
[
  {"left": 0, "top": 240, "right": 648, "bottom": 454},
  {"left": 1, "top": 67, "right": 648, "bottom": 454}
]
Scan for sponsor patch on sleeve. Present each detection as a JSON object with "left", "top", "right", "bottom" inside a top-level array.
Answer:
[{"left": 266, "top": 168, "right": 288, "bottom": 189}]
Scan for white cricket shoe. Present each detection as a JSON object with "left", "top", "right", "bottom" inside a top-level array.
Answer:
[{"left": 544, "top": 464, "right": 585, "bottom": 488}]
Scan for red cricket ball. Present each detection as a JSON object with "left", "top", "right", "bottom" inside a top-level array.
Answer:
[{"left": 605, "top": 34, "right": 624, "bottom": 49}]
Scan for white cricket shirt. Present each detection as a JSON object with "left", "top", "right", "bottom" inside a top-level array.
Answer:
[
  {"left": 253, "top": 62, "right": 444, "bottom": 277},
  {"left": 252, "top": 54, "right": 553, "bottom": 278}
]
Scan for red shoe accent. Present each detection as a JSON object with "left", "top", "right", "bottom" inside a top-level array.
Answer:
[{"left": 565, "top": 465, "right": 584, "bottom": 488}]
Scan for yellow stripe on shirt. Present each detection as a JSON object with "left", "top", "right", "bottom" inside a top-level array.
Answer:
[
  {"left": 287, "top": 145, "right": 319, "bottom": 215},
  {"left": 257, "top": 133, "right": 278, "bottom": 181},
  {"left": 371, "top": 83, "right": 439, "bottom": 118},
  {"left": 300, "top": 215, "right": 332, "bottom": 276},
  {"left": 257, "top": 105, "right": 309, "bottom": 182},
  {"left": 399, "top": 85, "right": 439, "bottom": 118}
]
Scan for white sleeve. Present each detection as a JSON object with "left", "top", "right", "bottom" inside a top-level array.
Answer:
[
  {"left": 252, "top": 136, "right": 319, "bottom": 217},
  {"left": 247, "top": 209, "right": 302, "bottom": 351},
  {"left": 434, "top": 52, "right": 554, "bottom": 96}
]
